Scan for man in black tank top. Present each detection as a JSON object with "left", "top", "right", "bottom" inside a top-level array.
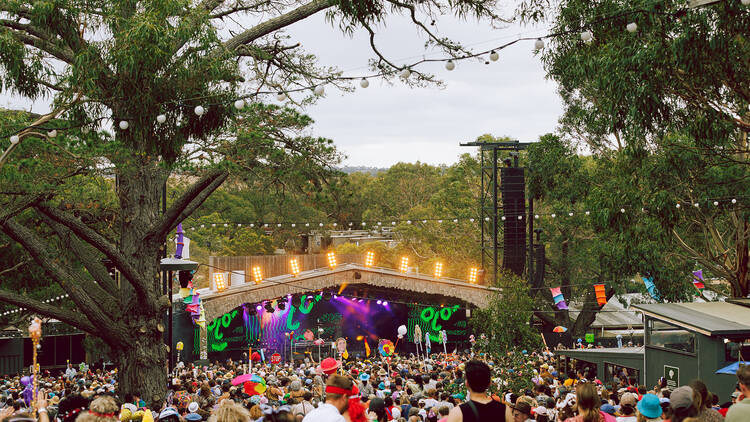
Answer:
[{"left": 446, "top": 360, "right": 512, "bottom": 422}]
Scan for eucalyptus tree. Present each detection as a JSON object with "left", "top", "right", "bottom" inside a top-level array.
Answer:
[{"left": 0, "top": 0, "right": 506, "bottom": 401}]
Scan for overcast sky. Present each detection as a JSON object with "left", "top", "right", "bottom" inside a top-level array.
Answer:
[{"left": 2, "top": 9, "right": 563, "bottom": 168}]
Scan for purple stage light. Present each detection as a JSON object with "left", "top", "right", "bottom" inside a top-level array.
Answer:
[
  {"left": 377, "top": 300, "right": 382, "bottom": 305},
  {"left": 256, "top": 305, "right": 262, "bottom": 311},
  {"left": 333, "top": 294, "right": 338, "bottom": 299},
  {"left": 383, "top": 301, "right": 388, "bottom": 306}
]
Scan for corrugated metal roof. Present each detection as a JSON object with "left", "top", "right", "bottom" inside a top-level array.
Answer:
[
  {"left": 569, "top": 294, "right": 646, "bottom": 328},
  {"left": 632, "top": 302, "right": 750, "bottom": 336}
]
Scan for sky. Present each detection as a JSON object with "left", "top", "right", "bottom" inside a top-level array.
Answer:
[{"left": 1, "top": 7, "right": 564, "bottom": 168}]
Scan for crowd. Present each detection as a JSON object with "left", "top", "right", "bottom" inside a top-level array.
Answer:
[{"left": 0, "top": 349, "right": 748, "bottom": 422}]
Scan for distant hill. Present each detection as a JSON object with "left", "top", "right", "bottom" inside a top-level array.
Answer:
[{"left": 337, "top": 166, "right": 388, "bottom": 175}]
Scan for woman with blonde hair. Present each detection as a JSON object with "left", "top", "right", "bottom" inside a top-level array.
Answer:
[
  {"left": 76, "top": 396, "right": 119, "bottom": 422},
  {"left": 207, "top": 400, "right": 251, "bottom": 422},
  {"left": 564, "top": 383, "right": 616, "bottom": 422}
]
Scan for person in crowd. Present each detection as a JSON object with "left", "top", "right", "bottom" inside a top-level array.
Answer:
[
  {"left": 725, "top": 365, "right": 750, "bottom": 422},
  {"left": 302, "top": 375, "right": 351, "bottom": 422},
  {"left": 686, "top": 380, "right": 723, "bottom": 422},
  {"left": 564, "top": 383, "right": 616, "bottom": 422},
  {"left": 446, "top": 360, "right": 510, "bottom": 422},
  {"left": 636, "top": 394, "right": 663, "bottom": 422},
  {"left": 669, "top": 386, "right": 698, "bottom": 422}
]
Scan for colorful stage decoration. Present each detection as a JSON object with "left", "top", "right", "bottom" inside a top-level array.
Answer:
[
  {"left": 303, "top": 329, "right": 314, "bottom": 341},
  {"left": 553, "top": 326, "right": 568, "bottom": 333},
  {"left": 243, "top": 375, "right": 267, "bottom": 396},
  {"left": 397, "top": 325, "right": 407, "bottom": 339},
  {"left": 356, "top": 336, "right": 371, "bottom": 357},
  {"left": 642, "top": 276, "right": 661, "bottom": 301},
  {"left": 594, "top": 284, "right": 607, "bottom": 306},
  {"left": 336, "top": 337, "right": 347, "bottom": 356},
  {"left": 424, "top": 331, "right": 431, "bottom": 354},
  {"left": 181, "top": 281, "right": 205, "bottom": 328},
  {"left": 692, "top": 270, "right": 706, "bottom": 296},
  {"left": 251, "top": 352, "right": 261, "bottom": 362},
  {"left": 378, "top": 339, "right": 395, "bottom": 357},
  {"left": 29, "top": 317, "right": 42, "bottom": 408},
  {"left": 549, "top": 287, "right": 568, "bottom": 310}
]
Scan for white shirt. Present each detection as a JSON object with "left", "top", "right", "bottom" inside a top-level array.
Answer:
[
  {"left": 424, "top": 398, "right": 439, "bottom": 410},
  {"left": 302, "top": 403, "right": 345, "bottom": 422},
  {"left": 616, "top": 417, "right": 637, "bottom": 422}
]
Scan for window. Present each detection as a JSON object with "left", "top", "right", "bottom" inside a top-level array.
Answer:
[
  {"left": 725, "top": 339, "right": 750, "bottom": 362},
  {"left": 604, "top": 362, "right": 640, "bottom": 385},
  {"left": 647, "top": 319, "right": 695, "bottom": 354}
]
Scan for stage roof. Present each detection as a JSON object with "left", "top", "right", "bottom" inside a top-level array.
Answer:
[{"left": 632, "top": 302, "right": 750, "bottom": 337}]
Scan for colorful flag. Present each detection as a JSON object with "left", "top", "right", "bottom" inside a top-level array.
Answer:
[
  {"left": 550, "top": 287, "right": 568, "bottom": 310},
  {"left": 594, "top": 284, "right": 607, "bottom": 306},
  {"left": 692, "top": 270, "right": 705, "bottom": 295},
  {"left": 642, "top": 277, "right": 661, "bottom": 301}
]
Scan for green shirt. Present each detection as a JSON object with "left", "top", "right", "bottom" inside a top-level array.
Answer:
[{"left": 726, "top": 398, "right": 750, "bottom": 422}]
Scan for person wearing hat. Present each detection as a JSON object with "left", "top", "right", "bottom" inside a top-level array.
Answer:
[
  {"left": 668, "top": 386, "right": 697, "bottom": 422},
  {"left": 446, "top": 360, "right": 510, "bottom": 422},
  {"left": 727, "top": 365, "right": 750, "bottom": 422},
  {"left": 618, "top": 392, "right": 638, "bottom": 422},
  {"left": 184, "top": 402, "right": 201, "bottom": 422},
  {"left": 510, "top": 401, "right": 533, "bottom": 422},
  {"left": 635, "top": 394, "right": 662, "bottom": 421}
]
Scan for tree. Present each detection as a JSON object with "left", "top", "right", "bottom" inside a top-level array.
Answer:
[{"left": 0, "top": 0, "right": 507, "bottom": 403}]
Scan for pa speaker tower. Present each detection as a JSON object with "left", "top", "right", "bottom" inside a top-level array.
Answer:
[{"left": 500, "top": 167, "right": 526, "bottom": 275}]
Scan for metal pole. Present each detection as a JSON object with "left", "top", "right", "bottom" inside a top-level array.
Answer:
[
  {"left": 480, "top": 150, "right": 485, "bottom": 272},
  {"left": 168, "top": 270, "right": 173, "bottom": 372},
  {"left": 528, "top": 171, "right": 534, "bottom": 287},
  {"left": 492, "top": 147, "right": 498, "bottom": 285}
]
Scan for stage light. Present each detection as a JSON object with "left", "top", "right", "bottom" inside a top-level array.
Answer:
[
  {"left": 265, "top": 302, "right": 275, "bottom": 313},
  {"left": 333, "top": 294, "right": 338, "bottom": 299},
  {"left": 252, "top": 266, "right": 263, "bottom": 284},
  {"left": 377, "top": 300, "right": 382, "bottom": 305},
  {"left": 365, "top": 251, "right": 375, "bottom": 267},
  {"left": 468, "top": 267, "right": 479, "bottom": 283},
  {"left": 290, "top": 258, "right": 300, "bottom": 276},
  {"left": 382, "top": 301, "right": 388, "bottom": 306},
  {"left": 434, "top": 262, "right": 444, "bottom": 278},
  {"left": 327, "top": 251, "right": 337, "bottom": 269},
  {"left": 214, "top": 273, "right": 227, "bottom": 292},
  {"left": 399, "top": 256, "right": 409, "bottom": 273},
  {"left": 256, "top": 305, "right": 262, "bottom": 311}
]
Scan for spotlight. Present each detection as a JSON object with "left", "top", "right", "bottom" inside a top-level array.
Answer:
[
  {"left": 290, "top": 258, "right": 300, "bottom": 276},
  {"left": 256, "top": 305, "right": 262, "bottom": 311},
  {"left": 327, "top": 251, "right": 337, "bottom": 269},
  {"left": 265, "top": 302, "right": 274, "bottom": 313},
  {"left": 277, "top": 301, "right": 286, "bottom": 311},
  {"left": 364, "top": 251, "right": 375, "bottom": 267},
  {"left": 333, "top": 294, "right": 338, "bottom": 299},
  {"left": 468, "top": 267, "right": 479, "bottom": 283},
  {"left": 434, "top": 262, "right": 444, "bottom": 279},
  {"left": 399, "top": 256, "right": 409, "bottom": 273},
  {"left": 377, "top": 300, "right": 382, "bottom": 305},
  {"left": 382, "top": 301, "right": 388, "bottom": 306},
  {"left": 252, "top": 266, "right": 263, "bottom": 284},
  {"left": 214, "top": 273, "right": 227, "bottom": 292}
]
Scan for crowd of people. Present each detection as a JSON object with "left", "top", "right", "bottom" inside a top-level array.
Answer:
[{"left": 0, "top": 349, "right": 748, "bottom": 422}]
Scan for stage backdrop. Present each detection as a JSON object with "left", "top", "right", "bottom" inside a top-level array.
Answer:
[{"left": 188, "top": 295, "right": 468, "bottom": 362}]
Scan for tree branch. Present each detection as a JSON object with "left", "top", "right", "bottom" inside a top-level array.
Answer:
[
  {"left": 222, "top": 0, "right": 334, "bottom": 53},
  {"left": 33, "top": 204, "right": 152, "bottom": 308},
  {"left": 0, "top": 260, "right": 29, "bottom": 277},
  {"left": 144, "top": 169, "right": 229, "bottom": 244},
  {"left": 0, "top": 289, "right": 97, "bottom": 334},
  {"left": 0, "top": 218, "right": 121, "bottom": 336}
]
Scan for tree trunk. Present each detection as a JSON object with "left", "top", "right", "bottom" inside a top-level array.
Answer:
[
  {"left": 734, "top": 219, "right": 749, "bottom": 297},
  {"left": 115, "top": 156, "right": 169, "bottom": 404}
]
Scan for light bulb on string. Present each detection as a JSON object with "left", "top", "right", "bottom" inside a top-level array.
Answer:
[
  {"left": 194, "top": 105, "right": 205, "bottom": 116},
  {"left": 676, "top": 203, "right": 681, "bottom": 208},
  {"left": 400, "top": 68, "right": 411, "bottom": 79},
  {"left": 534, "top": 215, "right": 539, "bottom": 219},
  {"left": 581, "top": 30, "right": 593, "bottom": 42},
  {"left": 626, "top": 22, "right": 638, "bottom": 32},
  {"left": 9, "top": 135, "right": 20, "bottom": 144},
  {"left": 694, "top": 203, "right": 699, "bottom": 208},
  {"left": 517, "top": 215, "right": 523, "bottom": 220},
  {"left": 157, "top": 114, "right": 167, "bottom": 124},
  {"left": 732, "top": 198, "right": 737, "bottom": 204},
  {"left": 620, "top": 208, "right": 625, "bottom": 213},
  {"left": 234, "top": 99, "right": 245, "bottom": 110},
  {"left": 569, "top": 212, "right": 574, "bottom": 217},
  {"left": 501, "top": 216, "right": 506, "bottom": 221},
  {"left": 713, "top": 201, "right": 719, "bottom": 206},
  {"left": 534, "top": 38, "right": 545, "bottom": 50},
  {"left": 119, "top": 121, "right": 129, "bottom": 130},
  {"left": 445, "top": 60, "right": 455, "bottom": 71},
  {"left": 360, "top": 78, "right": 369, "bottom": 88},
  {"left": 585, "top": 211, "right": 590, "bottom": 215},
  {"left": 276, "top": 92, "right": 286, "bottom": 101},
  {"left": 551, "top": 213, "right": 556, "bottom": 218},
  {"left": 489, "top": 50, "right": 499, "bottom": 61},
  {"left": 314, "top": 85, "right": 325, "bottom": 95},
  {"left": 48, "top": 129, "right": 57, "bottom": 138}
]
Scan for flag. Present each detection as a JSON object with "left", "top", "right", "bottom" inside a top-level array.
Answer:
[
  {"left": 594, "top": 284, "right": 607, "bottom": 306},
  {"left": 642, "top": 277, "right": 661, "bottom": 301},
  {"left": 364, "top": 340, "right": 371, "bottom": 357},
  {"left": 550, "top": 287, "right": 568, "bottom": 310},
  {"left": 692, "top": 270, "right": 705, "bottom": 295},
  {"left": 425, "top": 332, "right": 431, "bottom": 353}
]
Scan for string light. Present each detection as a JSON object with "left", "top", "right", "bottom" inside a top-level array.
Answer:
[
  {"left": 314, "top": 85, "right": 325, "bottom": 95},
  {"left": 234, "top": 99, "right": 245, "bottom": 109},
  {"left": 534, "top": 39, "right": 545, "bottom": 50},
  {"left": 10, "top": 135, "right": 19, "bottom": 144},
  {"left": 626, "top": 22, "right": 638, "bottom": 32},
  {"left": 194, "top": 105, "right": 205, "bottom": 116},
  {"left": 360, "top": 78, "right": 369, "bottom": 88},
  {"left": 581, "top": 30, "right": 593, "bottom": 42},
  {"left": 119, "top": 121, "right": 129, "bottom": 130},
  {"left": 276, "top": 93, "right": 286, "bottom": 101},
  {"left": 489, "top": 50, "right": 499, "bottom": 61},
  {"left": 400, "top": 68, "right": 412, "bottom": 79},
  {"left": 157, "top": 114, "right": 167, "bottom": 123},
  {"left": 48, "top": 130, "right": 57, "bottom": 138},
  {"left": 445, "top": 60, "right": 455, "bottom": 71}
]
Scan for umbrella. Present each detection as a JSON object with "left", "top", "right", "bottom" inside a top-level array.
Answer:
[
  {"left": 243, "top": 375, "right": 267, "bottom": 396},
  {"left": 716, "top": 361, "right": 749, "bottom": 375},
  {"left": 553, "top": 326, "right": 568, "bottom": 333},
  {"left": 231, "top": 373, "right": 255, "bottom": 386}
]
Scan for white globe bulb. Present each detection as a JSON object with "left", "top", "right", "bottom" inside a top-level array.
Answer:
[
  {"left": 676, "top": 203, "right": 681, "bottom": 208},
  {"left": 713, "top": 201, "right": 719, "bottom": 206},
  {"left": 81, "top": 127, "right": 90, "bottom": 134},
  {"left": 489, "top": 51, "right": 499, "bottom": 61},
  {"left": 360, "top": 78, "right": 369, "bottom": 88},
  {"left": 119, "top": 120, "right": 129, "bottom": 130},
  {"left": 48, "top": 129, "right": 57, "bottom": 138},
  {"left": 156, "top": 114, "right": 167, "bottom": 124},
  {"left": 732, "top": 198, "right": 737, "bottom": 204},
  {"left": 626, "top": 22, "right": 638, "bottom": 33},
  {"left": 10, "top": 135, "right": 20, "bottom": 144},
  {"left": 534, "top": 39, "right": 545, "bottom": 50},
  {"left": 620, "top": 208, "right": 625, "bottom": 213},
  {"left": 194, "top": 105, "right": 205, "bottom": 116},
  {"left": 400, "top": 68, "right": 411, "bottom": 79},
  {"left": 234, "top": 99, "right": 245, "bottom": 110},
  {"left": 276, "top": 92, "right": 286, "bottom": 101},
  {"left": 445, "top": 60, "right": 455, "bottom": 71},
  {"left": 581, "top": 30, "right": 593, "bottom": 42},
  {"left": 314, "top": 85, "right": 325, "bottom": 95}
]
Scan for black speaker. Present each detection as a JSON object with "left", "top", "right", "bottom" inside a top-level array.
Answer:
[{"left": 500, "top": 167, "right": 526, "bottom": 276}]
